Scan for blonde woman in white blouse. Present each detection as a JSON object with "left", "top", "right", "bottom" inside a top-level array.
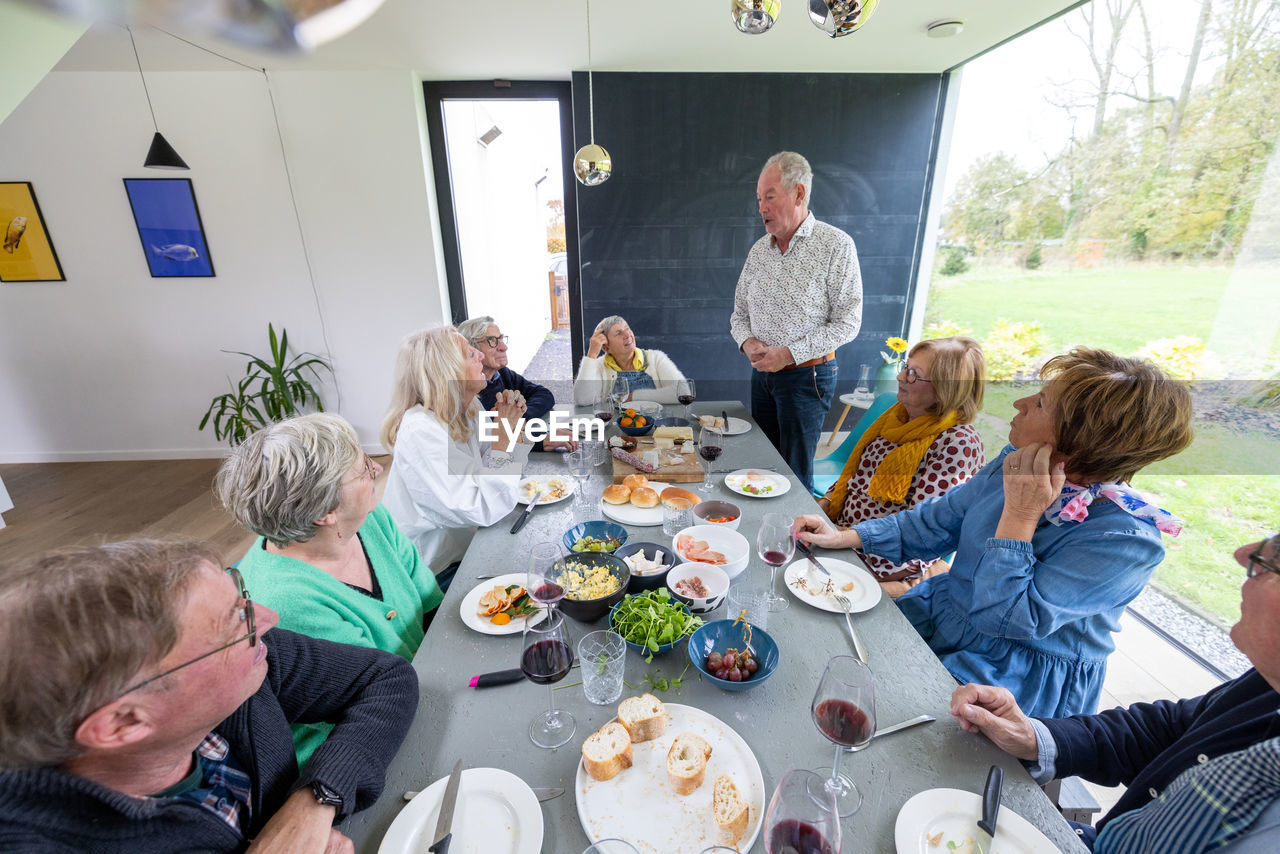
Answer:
[{"left": 381, "top": 326, "right": 528, "bottom": 579}]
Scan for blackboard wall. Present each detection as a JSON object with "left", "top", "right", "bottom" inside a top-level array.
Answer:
[{"left": 571, "top": 71, "right": 949, "bottom": 419}]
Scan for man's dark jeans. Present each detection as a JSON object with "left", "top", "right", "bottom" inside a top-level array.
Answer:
[{"left": 751, "top": 362, "right": 837, "bottom": 494}]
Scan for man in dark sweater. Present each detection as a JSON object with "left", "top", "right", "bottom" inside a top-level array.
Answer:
[
  {"left": 949, "top": 536, "right": 1280, "bottom": 851},
  {"left": 458, "top": 315, "right": 576, "bottom": 452},
  {"left": 0, "top": 539, "right": 418, "bottom": 853}
]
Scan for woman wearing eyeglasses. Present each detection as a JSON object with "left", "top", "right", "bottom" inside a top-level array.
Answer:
[
  {"left": 797, "top": 347, "right": 1195, "bottom": 719},
  {"left": 215, "top": 413, "right": 443, "bottom": 765},
  {"left": 573, "top": 314, "right": 690, "bottom": 405},
  {"left": 812, "top": 336, "right": 987, "bottom": 597}
]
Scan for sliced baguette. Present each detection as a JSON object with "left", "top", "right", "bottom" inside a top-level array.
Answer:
[
  {"left": 666, "top": 732, "right": 712, "bottom": 795},
  {"left": 581, "top": 722, "right": 634, "bottom": 782},
  {"left": 617, "top": 693, "right": 666, "bottom": 743},
  {"left": 713, "top": 774, "right": 749, "bottom": 843}
]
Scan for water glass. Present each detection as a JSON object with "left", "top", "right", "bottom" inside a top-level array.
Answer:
[
  {"left": 727, "top": 585, "right": 769, "bottom": 630},
  {"left": 582, "top": 437, "right": 608, "bottom": 467},
  {"left": 578, "top": 630, "right": 626, "bottom": 705},
  {"left": 583, "top": 841, "right": 639, "bottom": 854},
  {"left": 663, "top": 496, "right": 694, "bottom": 537}
]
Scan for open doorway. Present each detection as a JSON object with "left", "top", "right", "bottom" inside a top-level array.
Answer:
[{"left": 423, "top": 81, "right": 580, "bottom": 405}]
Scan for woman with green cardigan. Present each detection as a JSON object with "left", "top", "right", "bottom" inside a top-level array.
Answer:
[{"left": 215, "top": 413, "right": 442, "bottom": 765}]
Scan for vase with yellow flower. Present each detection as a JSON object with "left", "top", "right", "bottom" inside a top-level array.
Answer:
[{"left": 874, "top": 336, "right": 909, "bottom": 396}]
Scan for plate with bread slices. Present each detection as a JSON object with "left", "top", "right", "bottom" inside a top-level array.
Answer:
[
  {"left": 696, "top": 414, "right": 751, "bottom": 436},
  {"left": 576, "top": 693, "right": 764, "bottom": 853},
  {"left": 379, "top": 766, "right": 542, "bottom": 854}
]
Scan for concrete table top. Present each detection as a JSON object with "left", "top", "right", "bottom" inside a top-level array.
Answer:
[{"left": 342, "top": 402, "right": 1088, "bottom": 853}]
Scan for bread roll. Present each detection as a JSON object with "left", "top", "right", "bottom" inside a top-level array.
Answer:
[
  {"left": 617, "top": 693, "right": 666, "bottom": 743},
  {"left": 581, "top": 722, "right": 634, "bottom": 782},
  {"left": 666, "top": 732, "right": 712, "bottom": 795},
  {"left": 622, "top": 473, "right": 650, "bottom": 491},
  {"left": 660, "top": 486, "right": 700, "bottom": 507},
  {"left": 713, "top": 775, "right": 749, "bottom": 844},
  {"left": 630, "top": 486, "right": 660, "bottom": 508},
  {"left": 602, "top": 484, "right": 631, "bottom": 505}
]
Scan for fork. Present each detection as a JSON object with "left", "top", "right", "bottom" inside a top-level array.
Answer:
[{"left": 833, "top": 594, "right": 869, "bottom": 663}]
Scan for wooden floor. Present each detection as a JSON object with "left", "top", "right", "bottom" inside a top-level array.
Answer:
[{"left": 0, "top": 458, "right": 1224, "bottom": 818}]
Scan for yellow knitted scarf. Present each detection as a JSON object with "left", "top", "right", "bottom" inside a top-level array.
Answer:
[
  {"left": 825, "top": 402, "right": 960, "bottom": 520},
  {"left": 605, "top": 348, "right": 647, "bottom": 373}
]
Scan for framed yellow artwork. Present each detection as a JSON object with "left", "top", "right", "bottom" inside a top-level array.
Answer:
[{"left": 0, "top": 182, "right": 65, "bottom": 282}]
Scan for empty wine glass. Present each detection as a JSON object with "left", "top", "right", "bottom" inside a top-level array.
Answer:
[
  {"left": 763, "top": 769, "right": 841, "bottom": 854},
  {"left": 756, "top": 512, "right": 795, "bottom": 612},
  {"left": 697, "top": 425, "right": 723, "bottom": 493},
  {"left": 677, "top": 378, "right": 697, "bottom": 421},
  {"left": 521, "top": 609, "right": 576, "bottom": 748},
  {"left": 809, "top": 655, "right": 876, "bottom": 817},
  {"left": 527, "top": 542, "right": 565, "bottom": 615},
  {"left": 564, "top": 449, "right": 595, "bottom": 515},
  {"left": 610, "top": 376, "right": 630, "bottom": 415},
  {"left": 583, "top": 841, "right": 639, "bottom": 854}
]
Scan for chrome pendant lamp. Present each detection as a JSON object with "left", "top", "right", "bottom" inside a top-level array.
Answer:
[
  {"left": 731, "top": 0, "right": 781, "bottom": 34},
  {"left": 573, "top": 0, "right": 611, "bottom": 186},
  {"left": 128, "top": 27, "right": 189, "bottom": 169},
  {"left": 808, "top": 0, "right": 881, "bottom": 38}
]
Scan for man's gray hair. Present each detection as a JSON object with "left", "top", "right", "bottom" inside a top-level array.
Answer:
[
  {"left": 763, "top": 151, "right": 813, "bottom": 203},
  {"left": 593, "top": 315, "right": 629, "bottom": 337},
  {"left": 457, "top": 315, "right": 496, "bottom": 344},
  {"left": 214, "top": 413, "right": 363, "bottom": 546}
]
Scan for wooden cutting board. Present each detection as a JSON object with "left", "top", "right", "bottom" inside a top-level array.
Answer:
[{"left": 611, "top": 437, "right": 705, "bottom": 483}]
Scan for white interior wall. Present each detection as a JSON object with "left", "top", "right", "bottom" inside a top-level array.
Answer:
[{"left": 0, "top": 63, "right": 447, "bottom": 461}]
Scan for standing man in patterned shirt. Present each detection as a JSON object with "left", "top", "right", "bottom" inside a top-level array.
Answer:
[{"left": 730, "top": 151, "right": 863, "bottom": 492}]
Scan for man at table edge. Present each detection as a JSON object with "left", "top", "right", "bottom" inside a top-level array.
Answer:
[
  {"left": 950, "top": 535, "right": 1280, "bottom": 852},
  {"left": 0, "top": 539, "right": 418, "bottom": 853},
  {"left": 730, "top": 150, "right": 862, "bottom": 493}
]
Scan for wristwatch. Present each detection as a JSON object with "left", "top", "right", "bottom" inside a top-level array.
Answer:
[{"left": 311, "top": 781, "right": 343, "bottom": 810}]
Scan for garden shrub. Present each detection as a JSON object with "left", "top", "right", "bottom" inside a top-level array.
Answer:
[
  {"left": 1024, "top": 244, "right": 1043, "bottom": 269},
  {"left": 940, "top": 247, "right": 969, "bottom": 276},
  {"left": 983, "top": 319, "right": 1049, "bottom": 381},
  {"left": 922, "top": 320, "right": 975, "bottom": 340},
  {"left": 1136, "top": 335, "right": 1206, "bottom": 381}
]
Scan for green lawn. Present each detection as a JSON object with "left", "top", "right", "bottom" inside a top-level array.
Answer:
[{"left": 932, "top": 264, "right": 1277, "bottom": 627}]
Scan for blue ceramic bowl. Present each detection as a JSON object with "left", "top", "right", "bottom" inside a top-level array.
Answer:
[
  {"left": 609, "top": 595, "right": 697, "bottom": 657},
  {"left": 687, "top": 619, "right": 780, "bottom": 692},
  {"left": 556, "top": 552, "right": 630, "bottom": 623},
  {"left": 614, "top": 541, "right": 677, "bottom": 593},
  {"left": 616, "top": 417, "right": 655, "bottom": 437},
  {"left": 563, "top": 520, "right": 629, "bottom": 555}
]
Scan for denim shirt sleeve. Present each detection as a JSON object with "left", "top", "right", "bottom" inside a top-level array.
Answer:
[{"left": 1024, "top": 717, "right": 1059, "bottom": 784}]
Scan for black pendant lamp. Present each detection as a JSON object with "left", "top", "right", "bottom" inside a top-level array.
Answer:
[{"left": 128, "top": 27, "right": 189, "bottom": 170}]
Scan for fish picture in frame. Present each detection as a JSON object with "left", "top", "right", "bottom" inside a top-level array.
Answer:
[
  {"left": 0, "top": 182, "right": 65, "bottom": 282},
  {"left": 123, "top": 177, "right": 215, "bottom": 277}
]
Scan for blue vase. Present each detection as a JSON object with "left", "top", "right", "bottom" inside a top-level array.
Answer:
[{"left": 873, "top": 362, "right": 900, "bottom": 398}]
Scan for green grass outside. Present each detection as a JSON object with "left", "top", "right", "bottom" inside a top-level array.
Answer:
[{"left": 930, "top": 264, "right": 1278, "bottom": 627}]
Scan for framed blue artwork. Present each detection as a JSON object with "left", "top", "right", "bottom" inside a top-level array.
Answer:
[{"left": 123, "top": 178, "right": 215, "bottom": 277}]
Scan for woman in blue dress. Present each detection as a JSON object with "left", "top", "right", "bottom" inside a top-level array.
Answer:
[
  {"left": 796, "top": 347, "right": 1195, "bottom": 718},
  {"left": 573, "top": 314, "right": 690, "bottom": 406}
]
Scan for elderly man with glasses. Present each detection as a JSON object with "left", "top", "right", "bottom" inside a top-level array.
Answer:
[
  {"left": 0, "top": 539, "right": 417, "bottom": 853},
  {"left": 949, "top": 535, "right": 1280, "bottom": 852},
  {"left": 458, "top": 315, "right": 575, "bottom": 452}
]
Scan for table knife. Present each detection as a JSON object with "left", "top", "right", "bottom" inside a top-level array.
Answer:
[
  {"left": 405, "top": 786, "right": 563, "bottom": 803},
  {"left": 722, "top": 409, "right": 730, "bottom": 432},
  {"left": 872, "top": 714, "right": 935, "bottom": 739},
  {"left": 467, "top": 668, "right": 525, "bottom": 688},
  {"left": 509, "top": 489, "right": 542, "bottom": 534},
  {"left": 427, "top": 759, "right": 463, "bottom": 854},
  {"left": 976, "top": 764, "right": 1004, "bottom": 854},
  {"left": 793, "top": 538, "right": 832, "bottom": 578}
]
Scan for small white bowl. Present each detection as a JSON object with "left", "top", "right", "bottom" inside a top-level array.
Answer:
[
  {"left": 667, "top": 563, "right": 731, "bottom": 614},
  {"left": 673, "top": 524, "right": 750, "bottom": 580},
  {"left": 627, "top": 400, "right": 663, "bottom": 418},
  {"left": 691, "top": 500, "right": 742, "bottom": 531}
]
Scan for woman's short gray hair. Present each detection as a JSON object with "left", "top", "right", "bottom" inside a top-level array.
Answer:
[
  {"left": 763, "top": 151, "right": 813, "bottom": 202},
  {"left": 593, "top": 315, "right": 628, "bottom": 337},
  {"left": 457, "top": 315, "right": 496, "bottom": 344},
  {"left": 214, "top": 413, "right": 363, "bottom": 546}
]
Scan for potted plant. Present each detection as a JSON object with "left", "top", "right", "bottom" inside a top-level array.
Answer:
[{"left": 199, "top": 323, "right": 333, "bottom": 446}]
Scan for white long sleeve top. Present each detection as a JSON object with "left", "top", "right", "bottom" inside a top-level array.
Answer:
[{"left": 572, "top": 347, "right": 688, "bottom": 406}]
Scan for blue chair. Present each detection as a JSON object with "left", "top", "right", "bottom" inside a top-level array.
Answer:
[{"left": 811, "top": 393, "right": 896, "bottom": 497}]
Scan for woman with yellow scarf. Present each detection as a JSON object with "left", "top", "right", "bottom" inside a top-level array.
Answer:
[
  {"left": 573, "top": 315, "right": 690, "bottom": 406},
  {"left": 816, "top": 337, "right": 987, "bottom": 596}
]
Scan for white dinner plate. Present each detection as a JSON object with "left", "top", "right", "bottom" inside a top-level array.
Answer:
[
  {"left": 599, "top": 498, "right": 664, "bottom": 526},
  {"left": 894, "top": 788, "right": 1057, "bottom": 854},
  {"left": 459, "top": 573, "right": 547, "bottom": 636},
  {"left": 784, "top": 556, "right": 882, "bottom": 613},
  {"left": 695, "top": 416, "right": 751, "bottom": 435},
  {"left": 379, "top": 767, "right": 542, "bottom": 854},
  {"left": 723, "top": 468, "right": 791, "bottom": 499},
  {"left": 516, "top": 475, "right": 573, "bottom": 505},
  {"left": 576, "top": 704, "right": 765, "bottom": 854}
]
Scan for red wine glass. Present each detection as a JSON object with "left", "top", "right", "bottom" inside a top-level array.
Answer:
[
  {"left": 756, "top": 512, "right": 795, "bottom": 612},
  {"left": 521, "top": 609, "right": 576, "bottom": 748},
  {"left": 763, "top": 769, "right": 841, "bottom": 854},
  {"left": 527, "top": 542, "right": 565, "bottom": 616},
  {"left": 698, "top": 425, "right": 723, "bottom": 493},
  {"left": 677, "top": 378, "right": 697, "bottom": 422},
  {"left": 809, "top": 655, "right": 876, "bottom": 817}
]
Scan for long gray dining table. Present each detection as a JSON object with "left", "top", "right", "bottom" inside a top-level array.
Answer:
[{"left": 344, "top": 401, "right": 1088, "bottom": 853}]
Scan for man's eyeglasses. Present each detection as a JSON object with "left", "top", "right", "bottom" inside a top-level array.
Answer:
[
  {"left": 902, "top": 367, "right": 932, "bottom": 385},
  {"left": 115, "top": 567, "right": 257, "bottom": 698},
  {"left": 1246, "top": 534, "right": 1280, "bottom": 579},
  {"left": 474, "top": 335, "right": 509, "bottom": 348}
]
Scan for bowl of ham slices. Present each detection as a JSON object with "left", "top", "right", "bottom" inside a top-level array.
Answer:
[{"left": 672, "top": 525, "right": 750, "bottom": 580}]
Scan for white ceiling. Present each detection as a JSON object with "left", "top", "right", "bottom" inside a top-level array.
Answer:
[{"left": 50, "top": 0, "right": 1082, "bottom": 76}]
